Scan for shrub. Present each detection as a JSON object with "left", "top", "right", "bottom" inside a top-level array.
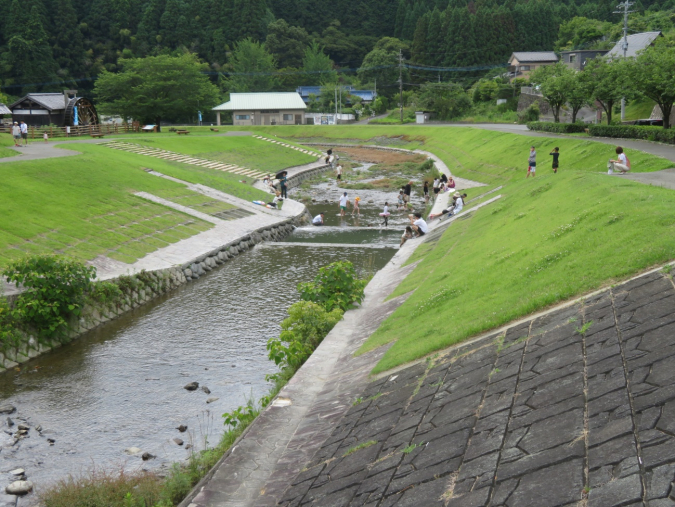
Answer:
[
  {"left": 518, "top": 103, "right": 540, "bottom": 124},
  {"left": 88, "top": 281, "right": 124, "bottom": 307},
  {"left": 527, "top": 122, "right": 588, "bottom": 134},
  {"left": 0, "top": 298, "right": 22, "bottom": 351},
  {"left": 298, "top": 260, "right": 368, "bottom": 312},
  {"left": 587, "top": 124, "right": 675, "bottom": 144},
  {"left": 3, "top": 255, "right": 96, "bottom": 338}
]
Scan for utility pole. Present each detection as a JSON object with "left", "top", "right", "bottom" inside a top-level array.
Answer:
[
  {"left": 399, "top": 49, "right": 403, "bottom": 123},
  {"left": 334, "top": 87, "right": 337, "bottom": 121},
  {"left": 614, "top": 1, "right": 635, "bottom": 121}
]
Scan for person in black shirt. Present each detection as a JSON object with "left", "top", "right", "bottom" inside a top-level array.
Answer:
[
  {"left": 550, "top": 147, "right": 560, "bottom": 174},
  {"left": 403, "top": 181, "right": 412, "bottom": 203}
]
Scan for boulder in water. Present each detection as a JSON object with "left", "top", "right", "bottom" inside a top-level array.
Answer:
[
  {"left": 6, "top": 481, "right": 33, "bottom": 495},
  {"left": 183, "top": 382, "right": 199, "bottom": 391},
  {"left": 201, "top": 386, "right": 211, "bottom": 394},
  {"left": 173, "top": 438, "right": 184, "bottom": 446}
]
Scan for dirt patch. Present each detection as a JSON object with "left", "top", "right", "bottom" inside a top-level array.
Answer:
[{"left": 323, "top": 147, "right": 426, "bottom": 165}]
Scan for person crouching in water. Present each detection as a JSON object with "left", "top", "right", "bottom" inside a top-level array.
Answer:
[
  {"left": 409, "top": 212, "right": 428, "bottom": 237},
  {"left": 312, "top": 212, "right": 325, "bottom": 226}
]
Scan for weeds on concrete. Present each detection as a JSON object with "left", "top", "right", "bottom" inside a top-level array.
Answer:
[{"left": 343, "top": 440, "right": 377, "bottom": 457}]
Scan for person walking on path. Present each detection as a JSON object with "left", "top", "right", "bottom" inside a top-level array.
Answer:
[
  {"left": 352, "top": 196, "right": 361, "bottom": 216},
  {"left": 336, "top": 164, "right": 343, "bottom": 181},
  {"left": 609, "top": 146, "right": 631, "bottom": 174},
  {"left": 11, "top": 122, "right": 20, "bottom": 147},
  {"left": 338, "top": 192, "right": 350, "bottom": 217},
  {"left": 550, "top": 147, "right": 560, "bottom": 174},
  {"left": 380, "top": 202, "right": 390, "bottom": 227},
  {"left": 527, "top": 146, "right": 536, "bottom": 178},
  {"left": 19, "top": 121, "right": 28, "bottom": 146}
]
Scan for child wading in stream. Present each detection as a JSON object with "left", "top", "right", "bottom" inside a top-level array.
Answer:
[{"left": 380, "top": 202, "right": 390, "bottom": 226}]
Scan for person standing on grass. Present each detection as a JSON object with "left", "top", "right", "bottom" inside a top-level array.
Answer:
[
  {"left": 338, "top": 192, "right": 350, "bottom": 217},
  {"left": 609, "top": 146, "right": 631, "bottom": 174},
  {"left": 550, "top": 147, "right": 559, "bottom": 174},
  {"left": 527, "top": 146, "right": 536, "bottom": 178},
  {"left": 12, "top": 122, "right": 20, "bottom": 147},
  {"left": 20, "top": 121, "right": 28, "bottom": 146},
  {"left": 336, "top": 163, "right": 343, "bottom": 181}
]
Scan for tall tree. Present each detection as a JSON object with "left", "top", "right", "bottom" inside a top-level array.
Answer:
[
  {"left": 529, "top": 63, "right": 576, "bottom": 123},
  {"left": 51, "top": 0, "right": 87, "bottom": 82},
  {"left": 302, "top": 42, "right": 336, "bottom": 84},
  {"left": 584, "top": 58, "right": 633, "bottom": 125},
  {"left": 357, "top": 37, "right": 409, "bottom": 95},
  {"left": 224, "top": 38, "right": 278, "bottom": 92},
  {"left": 265, "top": 19, "right": 310, "bottom": 69},
  {"left": 629, "top": 39, "right": 675, "bottom": 129},
  {"left": 94, "top": 53, "right": 220, "bottom": 127}
]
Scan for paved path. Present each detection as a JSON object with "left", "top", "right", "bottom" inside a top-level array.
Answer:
[
  {"left": 180, "top": 198, "right": 502, "bottom": 507},
  {"left": 0, "top": 142, "right": 84, "bottom": 163},
  {"left": 277, "top": 267, "right": 675, "bottom": 506}
]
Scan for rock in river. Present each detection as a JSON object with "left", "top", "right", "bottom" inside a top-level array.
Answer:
[
  {"left": 9, "top": 469, "right": 24, "bottom": 476},
  {"left": 206, "top": 397, "right": 219, "bottom": 404},
  {"left": 184, "top": 382, "right": 199, "bottom": 391},
  {"left": 0, "top": 406, "right": 15, "bottom": 415},
  {"left": 141, "top": 452, "right": 155, "bottom": 461},
  {"left": 125, "top": 447, "right": 142, "bottom": 455},
  {"left": 6, "top": 481, "right": 33, "bottom": 495},
  {"left": 173, "top": 438, "right": 184, "bottom": 446},
  {"left": 176, "top": 425, "right": 188, "bottom": 432},
  {"left": 201, "top": 386, "right": 211, "bottom": 394}
]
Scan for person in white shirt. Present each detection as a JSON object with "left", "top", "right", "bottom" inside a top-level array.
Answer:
[
  {"left": 338, "top": 192, "right": 349, "bottom": 217},
  {"left": 429, "top": 193, "right": 467, "bottom": 220},
  {"left": 433, "top": 178, "right": 440, "bottom": 196},
  {"left": 336, "top": 164, "right": 343, "bottom": 181},
  {"left": 11, "top": 122, "right": 20, "bottom": 147},
  {"left": 312, "top": 213, "right": 325, "bottom": 226},
  {"left": 380, "top": 202, "right": 390, "bottom": 226},
  {"left": 410, "top": 212, "right": 428, "bottom": 236},
  {"left": 19, "top": 121, "right": 28, "bottom": 146},
  {"left": 609, "top": 146, "right": 631, "bottom": 174}
]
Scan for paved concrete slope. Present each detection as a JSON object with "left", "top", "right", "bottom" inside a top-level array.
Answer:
[{"left": 278, "top": 268, "right": 675, "bottom": 506}]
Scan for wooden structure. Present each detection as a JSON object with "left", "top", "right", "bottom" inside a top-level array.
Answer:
[
  {"left": 10, "top": 90, "right": 98, "bottom": 127},
  {"left": 508, "top": 52, "right": 559, "bottom": 80}
]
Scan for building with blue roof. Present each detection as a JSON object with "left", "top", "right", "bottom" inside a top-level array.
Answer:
[{"left": 296, "top": 86, "right": 377, "bottom": 105}]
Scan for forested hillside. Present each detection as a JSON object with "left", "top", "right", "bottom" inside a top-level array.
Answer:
[{"left": 0, "top": 0, "right": 673, "bottom": 100}]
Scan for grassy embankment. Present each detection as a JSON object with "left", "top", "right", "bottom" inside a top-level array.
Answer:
[
  {"left": 253, "top": 125, "right": 675, "bottom": 373},
  {"left": 0, "top": 133, "right": 18, "bottom": 158},
  {"left": 0, "top": 137, "right": 292, "bottom": 267}
]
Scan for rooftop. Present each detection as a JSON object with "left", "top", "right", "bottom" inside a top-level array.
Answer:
[
  {"left": 606, "top": 31, "right": 662, "bottom": 59},
  {"left": 10, "top": 93, "right": 71, "bottom": 111},
  {"left": 0, "top": 104, "right": 10, "bottom": 115},
  {"left": 213, "top": 93, "right": 307, "bottom": 111},
  {"left": 509, "top": 52, "right": 559, "bottom": 63}
]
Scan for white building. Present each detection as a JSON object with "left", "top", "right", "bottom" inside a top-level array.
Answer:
[{"left": 213, "top": 92, "right": 307, "bottom": 126}]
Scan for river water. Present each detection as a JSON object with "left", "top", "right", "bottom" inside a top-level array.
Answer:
[{"left": 0, "top": 153, "right": 419, "bottom": 499}]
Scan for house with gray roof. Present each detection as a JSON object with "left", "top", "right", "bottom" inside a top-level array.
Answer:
[
  {"left": 606, "top": 31, "right": 662, "bottom": 59},
  {"left": 10, "top": 91, "right": 98, "bottom": 127},
  {"left": 508, "top": 52, "right": 559, "bottom": 80},
  {"left": 213, "top": 92, "right": 307, "bottom": 126},
  {"left": 0, "top": 104, "right": 11, "bottom": 115}
]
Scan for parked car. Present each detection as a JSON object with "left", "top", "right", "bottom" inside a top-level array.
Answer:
[{"left": 634, "top": 119, "right": 663, "bottom": 126}]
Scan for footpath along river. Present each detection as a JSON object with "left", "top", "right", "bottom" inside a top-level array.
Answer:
[{"left": 0, "top": 149, "right": 431, "bottom": 502}]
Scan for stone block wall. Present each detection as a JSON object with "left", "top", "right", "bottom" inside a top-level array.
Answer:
[
  {"left": 517, "top": 91, "right": 550, "bottom": 115},
  {"left": 0, "top": 216, "right": 309, "bottom": 373}
]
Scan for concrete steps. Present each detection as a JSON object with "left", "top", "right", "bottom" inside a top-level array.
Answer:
[{"left": 101, "top": 141, "right": 266, "bottom": 179}]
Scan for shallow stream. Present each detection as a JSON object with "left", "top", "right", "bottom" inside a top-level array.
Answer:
[{"left": 0, "top": 151, "right": 421, "bottom": 502}]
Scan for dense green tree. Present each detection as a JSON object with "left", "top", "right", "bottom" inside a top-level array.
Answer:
[
  {"left": 628, "top": 39, "right": 675, "bottom": 129},
  {"left": 555, "top": 17, "right": 613, "bottom": 51},
  {"left": 265, "top": 19, "right": 310, "bottom": 69},
  {"left": 223, "top": 38, "right": 278, "bottom": 92},
  {"left": 357, "top": 37, "right": 409, "bottom": 96},
  {"left": 302, "top": 42, "right": 337, "bottom": 84},
  {"left": 418, "top": 82, "right": 471, "bottom": 119},
  {"left": 584, "top": 58, "right": 634, "bottom": 124},
  {"left": 411, "top": 13, "right": 429, "bottom": 64},
  {"left": 94, "top": 53, "right": 220, "bottom": 127},
  {"left": 51, "top": 0, "right": 87, "bottom": 81},
  {"left": 529, "top": 63, "right": 577, "bottom": 123}
]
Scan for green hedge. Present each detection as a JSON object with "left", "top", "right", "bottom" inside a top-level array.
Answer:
[
  {"left": 527, "top": 122, "right": 588, "bottom": 134},
  {"left": 587, "top": 124, "right": 675, "bottom": 144}
]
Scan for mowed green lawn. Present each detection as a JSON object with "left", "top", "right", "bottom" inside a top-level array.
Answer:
[
  {"left": 0, "top": 133, "right": 18, "bottom": 158},
  {"left": 0, "top": 143, "right": 269, "bottom": 267},
  {"left": 129, "top": 135, "right": 316, "bottom": 173},
  {"left": 359, "top": 171, "right": 675, "bottom": 373}
]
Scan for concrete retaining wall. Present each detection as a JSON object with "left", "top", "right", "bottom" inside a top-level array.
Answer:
[{"left": 0, "top": 217, "right": 309, "bottom": 373}]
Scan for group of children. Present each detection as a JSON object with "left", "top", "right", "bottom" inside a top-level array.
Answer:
[{"left": 527, "top": 146, "right": 560, "bottom": 177}]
